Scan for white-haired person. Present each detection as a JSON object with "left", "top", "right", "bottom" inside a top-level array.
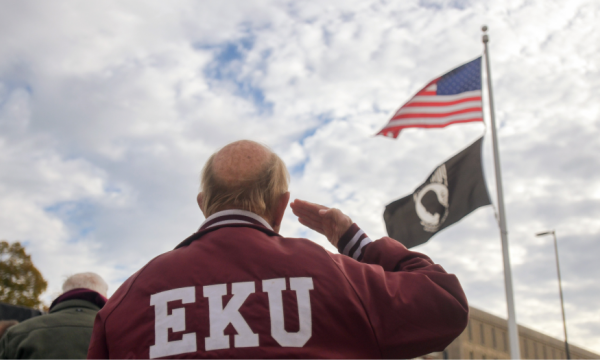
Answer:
[
  {"left": 88, "top": 140, "right": 468, "bottom": 359},
  {"left": 0, "top": 272, "right": 108, "bottom": 359}
]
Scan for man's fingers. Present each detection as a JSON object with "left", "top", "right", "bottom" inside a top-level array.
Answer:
[
  {"left": 290, "top": 203, "right": 320, "bottom": 218},
  {"left": 297, "top": 217, "right": 325, "bottom": 235},
  {"left": 291, "top": 200, "right": 327, "bottom": 223},
  {"left": 292, "top": 199, "right": 350, "bottom": 246},
  {"left": 297, "top": 216, "right": 323, "bottom": 229},
  {"left": 292, "top": 200, "right": 330, "bottom": 236},
  {"left": 293, "top": 199, "right": 327, "bottom": 209},
  {"left": 291, "top": 199, "right": 328, "bottom": 215},
  {"left": 292, "top": 207, "right": 323, "bottom": 225}
]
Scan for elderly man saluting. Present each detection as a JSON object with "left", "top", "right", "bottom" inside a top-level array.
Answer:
[{"left": 88, "top": 140, "right": 468, "bottom": 359}]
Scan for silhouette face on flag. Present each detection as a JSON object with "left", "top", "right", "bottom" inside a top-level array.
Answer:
[
  {"left": 377, "top": 57, "right": 483, "bottom": 138},
  {"left": 383, "top": 137, "right": 491, "bottom": 248}
]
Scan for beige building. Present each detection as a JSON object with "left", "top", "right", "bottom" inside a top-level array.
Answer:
[{"left": 426, "top": 307, "right": 598, "bottom": 359}]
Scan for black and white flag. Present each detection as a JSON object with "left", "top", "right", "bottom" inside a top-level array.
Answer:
[{"left": 384, "top": 137, "right": 491, "bottom": 248}]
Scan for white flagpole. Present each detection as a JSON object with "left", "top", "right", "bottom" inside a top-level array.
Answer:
[{"left": 482, "top": 25, "right": 521, "bottom": 359}]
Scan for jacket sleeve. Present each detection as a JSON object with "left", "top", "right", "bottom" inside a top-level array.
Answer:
[
  {"left": 331, "top": 223, "right": 469, "bottom": 359},
  {"left": 87, "top": 313, "right": 109, "bottom": 359}
]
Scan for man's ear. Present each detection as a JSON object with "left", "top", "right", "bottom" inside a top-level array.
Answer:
[
  {"left": 197, "top": 192, "right": 206, "bottom": 217},
  {"left": 271, "top": 192, "right": 290, "bottom": 234}
]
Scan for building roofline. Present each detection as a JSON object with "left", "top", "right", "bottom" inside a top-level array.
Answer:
[{"left": 469, "top": 306, "right": 599, "bottom": 358}]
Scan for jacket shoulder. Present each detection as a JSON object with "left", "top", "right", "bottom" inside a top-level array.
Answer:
[
  {"left": 5, "top": 300, "right": 98, "bottom": 334},
  {"left": 0, "top": 306, "right": 97, "bottom": 359}
]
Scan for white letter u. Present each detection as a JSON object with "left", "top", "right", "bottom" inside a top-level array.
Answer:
[{"left": 262, "top": 277, "right": 314, "bottom": 347}]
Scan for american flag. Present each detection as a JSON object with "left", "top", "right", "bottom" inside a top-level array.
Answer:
[{"left": 377, "top": 57, "right": 483, "bottom": 138}]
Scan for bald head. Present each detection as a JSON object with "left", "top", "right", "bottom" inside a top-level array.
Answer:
[
  {"left": 200, "top": 140, "right": 290, "bottom": 221},
  {"left": 212, "top": 140, "right": 273, "bottom": 186}
]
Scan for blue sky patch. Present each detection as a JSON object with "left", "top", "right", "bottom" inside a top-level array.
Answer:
[
  {"left": 197, "top": 37, "right": 274, "bottom": 114},
  {"left": 418, "top": 0, "right": 472, "bottom": 10},
  {"left": 45, "top": 200, "right": 96, "bottom": 243}
]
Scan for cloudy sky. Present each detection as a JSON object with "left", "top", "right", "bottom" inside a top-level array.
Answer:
[{"left": 1, "top": 0, "right": 598, "bottom": 354}]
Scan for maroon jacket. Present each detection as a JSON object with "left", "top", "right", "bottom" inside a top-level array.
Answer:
[{"left": 88, "top": 209, "right": 468, "bottom": 359}]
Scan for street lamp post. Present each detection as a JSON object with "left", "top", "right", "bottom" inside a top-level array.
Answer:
[{"left": 536, "top": 230, "right": 570, "bottom": 360}]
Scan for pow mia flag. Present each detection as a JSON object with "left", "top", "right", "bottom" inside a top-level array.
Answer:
[{"left": 384, "top": 137, "right": 491, "bottom": 248}]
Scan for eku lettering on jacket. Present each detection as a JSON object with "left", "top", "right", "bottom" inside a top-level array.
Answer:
[{"left": 150, "top": 277, "right": 313, "bottom": 358}]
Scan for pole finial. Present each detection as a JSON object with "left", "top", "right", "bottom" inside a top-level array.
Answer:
[{"left": 482, "top": 25, "right": 488, "bottom": 32}]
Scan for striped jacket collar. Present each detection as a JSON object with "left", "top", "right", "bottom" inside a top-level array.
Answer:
[{"left": 199, "top": 209, "right": 274, "bottom": 231}]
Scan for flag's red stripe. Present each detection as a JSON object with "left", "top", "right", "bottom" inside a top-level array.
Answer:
[
  {"left": 377, "top": 118, "right": 483, "bottom": 135},
  {"left": 403, "top": 96, "right": 482, "bottom": 107},
  {"left": 413, "top": 79, "right": 439, "bottom": 95},
  {"left": 391, "top": 107, "right": 482, "bottom": 120}
]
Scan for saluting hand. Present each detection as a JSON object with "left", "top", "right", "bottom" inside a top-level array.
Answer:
[{"left": 290, "top": 199, "right": 353, "bottom": 247}]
